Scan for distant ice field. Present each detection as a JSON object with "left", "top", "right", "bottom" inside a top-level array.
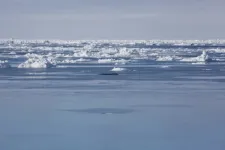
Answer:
[
  {"left": 1, "top": 39, "right": 225, "bottom": 81},
  {"left": 1, "top": 39, "right": 225, "bottom": 69}
]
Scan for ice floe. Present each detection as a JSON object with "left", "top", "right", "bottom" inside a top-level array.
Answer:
[
  {"left": 111, "top": 67, "right": 126, "bottom": 72},
  {"left": 18, "top": 56, "right": 54, "bottom": 68},
  {"left": 180, "top": 50, "right": 212, "bottom": 63},
  {"left": 156, "top": 56, "right": 175, "bottom": 61}
]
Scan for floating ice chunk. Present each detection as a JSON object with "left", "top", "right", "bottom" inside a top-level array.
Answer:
[
  {"left": 210, "top": 48, "right": 225, "bottom": 53},
  {"left": 156, "top": 56, "right": 174, "bottom": 61},
  {"left": 181, "top": 50, "right": 211, "bottom": 62},
  {"left": 18, "top": 57, "right": 54, "bottom": 68},
  {"left": 114, "top": 48, "right": 140, "bottom": 58},
  {"left": 98, "top": 59, "right": 114, "bottom": 64},
  {"left": 115, "top": 48, "right": 131, "bottom": 57},
  {"left": 24, "top": 53, "right": 41, "bottom": 58},
  {"left": 149, "top": 53, "right": 159, "bottom": 56},
  {"left": 111, "top": 67, "right": 126, "bottom": 72},
  {"left": 0, "top": 60, "right": 11, "bottom": 68},
  {"left": 23, "top": 53, "right": 57, "bottom": 66},
  {"left": 201, "top": 50, "right": 212, "bottom": 62}
]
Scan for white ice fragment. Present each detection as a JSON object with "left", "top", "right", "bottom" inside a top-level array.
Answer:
[
  {"left": 18, "top": 57, "right": 54, "bottom": 68},
  {"left": 98, "top": 59, "right": 114, "bottom": 64},
  {"left": 156, "top": 56, "right": 174, "bottom": 61},
  {"left": 111, "top": 67, "right": 126, "bottom": 72},
  {"left": 181, "top": 50, "right": 211, "bottom": 62}
]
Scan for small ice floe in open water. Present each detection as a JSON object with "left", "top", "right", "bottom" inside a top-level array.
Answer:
[
  {"left": 0, "top": 60, "right": 11, "bottom": 68},
  {"left": 61, "top": 108, "right": 134, "bottom": 114},
  {"left": 18, "top": 57, "right": 54, "bottom": 68},
  {"left": 111, "top": 67, "right": 126, "bottom": 72}
]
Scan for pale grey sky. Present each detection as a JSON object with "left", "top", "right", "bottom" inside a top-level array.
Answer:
[{"left": 0, "top": 0, "right": 225, "bottom": 40}]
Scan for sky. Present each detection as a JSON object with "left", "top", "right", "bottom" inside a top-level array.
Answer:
[{"left": 0, "top": 0, "right": 225, "bottom": 40}]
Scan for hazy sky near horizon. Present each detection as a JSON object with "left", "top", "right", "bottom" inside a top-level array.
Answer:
[{"left": 0, "top": 0, "right": 225, "bottom": 40}]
